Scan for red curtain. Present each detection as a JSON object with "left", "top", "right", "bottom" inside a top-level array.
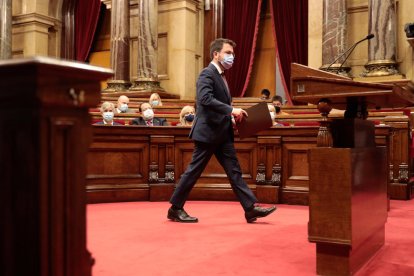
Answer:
[
  {"left": 270, "top": 0, "right": 308, "bottom": 103},
  {"left": 74, "top": 0, "right": 102, "bottom": 61},
  {"left": 223, "top": 0, "right": 262, "bottom": 97}
]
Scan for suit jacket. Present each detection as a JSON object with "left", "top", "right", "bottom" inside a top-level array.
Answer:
[
  {"left": 189, "top": 63, "right": 233, "bottom": 144},
  {"left": 94, "top": 121, "right": 122, "bottom": 126},
  {"left": 131, "top": 117, "right": 168, "bottom": 126}
]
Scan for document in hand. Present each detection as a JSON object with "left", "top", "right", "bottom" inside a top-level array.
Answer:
[{"left": 236, "top": 102, "right": 273, "bottom": 139}]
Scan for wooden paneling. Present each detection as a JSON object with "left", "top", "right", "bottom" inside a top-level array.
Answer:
[
  {"left": 309, "top": 147, "right": 388, "bottom": 275},
  {"left": 280, "top": 139, "right": 316, "bottom": 205},
  {"left": 0, "top": 58, "right": 112, "bottom": 276},
  {"left": 85, "top": 123, "right": 403, "bottom": 205},
  {"left": 384, "top": 117, "right": 412, "bottom": 199},
  {"left": 87, "top": 134, "right": 150, "bottom": 203}
]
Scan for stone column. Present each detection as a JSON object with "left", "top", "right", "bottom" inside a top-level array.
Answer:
[
  {"left": 105, "top": 0, "right": 131, "bottom": 91},
  {"left": 362, "top": 0, "right": 399, "bottom": 77},
  {"left": 0, "top": 0, "right": 12, "bottom": 59},
  {"left": 320, "top": 0, "right": 350, "bottom": 76},
  {"left": 130, "top": 0, "right": 165, "bottom": 93}
]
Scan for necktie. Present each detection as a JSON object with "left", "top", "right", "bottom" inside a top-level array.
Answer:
[
  {"left": 221, "top": 72, "right": 230, "bottom": 97},
  {"left": 146, "top": 120, "right": 153, "bottom": 126}
]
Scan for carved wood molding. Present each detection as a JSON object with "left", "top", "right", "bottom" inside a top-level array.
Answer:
[
  {"left": 271, "top": 164, "right": 282, "bottom": 186},
  {"left": 149, "top": 162, "right": 159, "bottom": 183}
]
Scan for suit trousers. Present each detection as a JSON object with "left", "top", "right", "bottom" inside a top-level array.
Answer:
[{"left": 169, "top": 140, "right": 258, "bottom": 211}]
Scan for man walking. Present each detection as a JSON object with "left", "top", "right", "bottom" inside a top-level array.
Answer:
[{"left": 168, "top": 38, "right": 276, "bottom": 223}]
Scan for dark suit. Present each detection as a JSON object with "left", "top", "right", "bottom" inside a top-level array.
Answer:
[
  {"left": 131, "top": 117, "right": 168, "bottom": 126},
  {"left": 94, "top": 121, "right": 122, "bottom": 126},
  {"left": 170, "top": 63, "right": 257, "bottom": 211}
]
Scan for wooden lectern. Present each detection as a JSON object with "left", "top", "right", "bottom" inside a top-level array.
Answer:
[
  {"left": 291, "top": 63, "right": 414, "bottom": 275},
  {"left": 0, "top": 57, "right": 112, "bottom": 276}
]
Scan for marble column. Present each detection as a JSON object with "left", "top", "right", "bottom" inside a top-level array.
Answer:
[
  {"left": 320, "top": 0, "right": 350, "bottom": 76},
  {"left": 130, "top": 0, "right": 165, "bottom": 92},
  {"left": 105, "top": 0, "right": 131, "bottom": 91},
  {"left": 362, "top": 0, "right": 399, "bottom": 77},
  {"left": 0, "top": 0, "right": 12, "bottom": 59}
]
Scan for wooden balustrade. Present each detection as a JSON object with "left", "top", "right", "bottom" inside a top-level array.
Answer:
[{"left": 85, "top": 122, "right": 413, "bottom": 205}]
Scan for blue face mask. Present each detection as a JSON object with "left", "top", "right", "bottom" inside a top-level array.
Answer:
[
  {"left": 103, "top": 111, "right": 114, "bottom": 121},
  {"left": 152, "top": 100, "right": 159, "bottom": 106},
  {"left": 220, "top": 54, "right": 234, "bottom": 70},
  {"left": 185, "top": 114, "right": 195, "bottom": 122}
]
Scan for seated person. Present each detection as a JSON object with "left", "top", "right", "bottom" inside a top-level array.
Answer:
[
  {"left": 260, "top": 88, "right": 271, "bottom": 100},
  {"left": 115, "top": 95, "right": 135, "bottom": 114},
  {"left": 268, "top": 104, "right": 284, "bottom": 126},
  {"left": 272, "top": 95, "right": 290, "bottom": 115},
  {"left": 149, "top": 92, "right": 163, "bottom": 107},
  {"left": 177, "top": 105, "right": 195, "bottom": 126},
  {"left": 131, "top": 102, "right": 168, "bottom": 126},
  {"left": 94, "top": 102, "right": 122, "bottom": 125}
]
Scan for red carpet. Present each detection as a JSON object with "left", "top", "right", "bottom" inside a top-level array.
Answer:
[{"left": 87, "top": 200, "right": 414, "bottom": 275}]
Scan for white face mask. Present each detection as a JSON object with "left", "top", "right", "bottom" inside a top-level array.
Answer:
[
  {"left": 103, "top": 111, "right": 114, "bottom": 121},
  {"left": 270, "top": 112, "right": 276, "bottom": 121},
  {"left": 220, "top": 54, "right": 234, "bottom": 70},
  {"left": 143, "top": 109, "right": 154, "bottom": 120},
  {"left": 119, "top": 103, "right": 128, "bottom": 112}
]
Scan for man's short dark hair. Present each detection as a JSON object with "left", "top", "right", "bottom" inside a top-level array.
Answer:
[
  {"left": 209, "top": 38, "right": 237, "bottom": 60},
  {"left": 272, "top": 95, "right": 283, "bottom": 103},
  {"left": 261, "top": 89, "right": 270, "bottom": 97}
]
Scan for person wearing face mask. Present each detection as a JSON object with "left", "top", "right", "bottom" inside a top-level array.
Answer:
[
  {"left": 149, "top": 93, "right": 163, "bottom": 107},
  {"left": 131, "top": 102, "right": 168, "bottom": 126},
  {"left": 168, "top": 38, "right": 276, "bottom": 224},
  {"left": 271, "top": 95, "right": 290, "bottom": 115},
  {"left": 177, "top": 105, "right": 195, "bottom": 126},
  {"left": 268, "top": 104, "right": 284, "bottom": 127},
  {"left": 94, "top": 102, "right": 122, "bottom": 125},
  {"left": 115, "top": 95, "right": 135, "bottom": 114}
]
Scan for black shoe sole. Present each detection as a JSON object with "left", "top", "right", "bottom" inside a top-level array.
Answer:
[
  {"left": 167, "top": 214, "right": 198, "bottom": 223},
  {"left": 246, "top": 207, "right": 277, "bottom": 223}
]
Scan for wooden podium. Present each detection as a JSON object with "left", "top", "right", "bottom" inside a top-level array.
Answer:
[
  {"left": 0, "top": 57, "right": 112, "bottom": 276},
  {"left": 291, "top": 63, "right": 414, "bottom": 275}
]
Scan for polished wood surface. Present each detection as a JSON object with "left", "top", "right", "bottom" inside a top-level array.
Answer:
[
  {"left": 290, "top": 63, "right": 414, "bottom": 109},
  {"left": 291, "top": 62, "right": 413, "bottom": 275},
  {"left": 86, "top": 125, "right": 396, "bottom": 205},
  {"left": 0, "top": 57, "right": 112, "bottom": 276},
  {"left": 309, "top": 147, "right": 387, "bottom": 275}
]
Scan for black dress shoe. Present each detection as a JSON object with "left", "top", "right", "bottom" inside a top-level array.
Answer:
[
  {"left": 245, "top": 205, "right": 276, "bottom": 223},
  {"left": 167, "top": 207, "right": 198, "bottom": 223}
]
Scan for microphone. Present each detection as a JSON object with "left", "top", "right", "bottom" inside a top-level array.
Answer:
[{"left": 326, "top": 34, "right": 375, "bottom": 72}]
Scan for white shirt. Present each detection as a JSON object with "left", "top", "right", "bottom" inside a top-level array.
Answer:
[{"left": 211, "top": 61, "right": 224, "bottom": 75}]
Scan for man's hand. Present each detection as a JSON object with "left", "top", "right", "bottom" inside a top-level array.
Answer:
[{"left": 232, "top": 108, "right": 248, "bottom": 122}]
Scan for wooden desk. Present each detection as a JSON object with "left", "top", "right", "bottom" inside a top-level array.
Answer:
[
  {"left": 309, "top": 147, "right": 387, "bottom": 275},
  {"left": 0, "top": 57, "right": 112, "bottom": 276}
]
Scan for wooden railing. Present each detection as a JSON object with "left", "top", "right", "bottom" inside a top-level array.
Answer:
[{"left": 86, "top": 120, "right": 412, "bottom": 204}]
